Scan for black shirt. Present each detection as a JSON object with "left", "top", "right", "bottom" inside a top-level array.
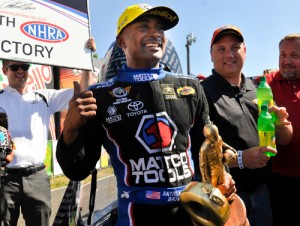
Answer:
[{"left": 200, "top": 69, "right": 271, "bottom": 191}]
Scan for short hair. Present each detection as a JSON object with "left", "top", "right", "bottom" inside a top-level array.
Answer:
[
  {"left": 1, "top": 59, "right": 9, "bottom": 67},
  {"left": 279, "top": 33, "right": 300, "bottom": 47}
]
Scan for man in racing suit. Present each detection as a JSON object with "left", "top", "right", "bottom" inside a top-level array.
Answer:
[{"left": 56, "top": 4, "right": 236, "bottom": 226}]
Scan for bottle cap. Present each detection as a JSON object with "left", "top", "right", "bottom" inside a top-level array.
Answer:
[
  {"left": 261, "top": 105, "right": 268, "bottom": 111},
  {"left": 260, "top": 76, "right": 266, "bottom": 82}
]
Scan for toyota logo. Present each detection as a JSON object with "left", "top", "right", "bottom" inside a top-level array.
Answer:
[{"left": 128, "top": 101, "right": 144, "bottom": 111}]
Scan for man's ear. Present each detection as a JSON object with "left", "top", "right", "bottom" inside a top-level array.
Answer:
[
  {"left": 2, "top": 67, "right": 8, "bottom": 75},
  {"left": 117, "top": 36, "right": 125, "bottom": 49}
]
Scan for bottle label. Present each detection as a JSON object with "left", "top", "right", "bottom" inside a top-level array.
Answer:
[{"left": 258, "top": 131, "right": 276, "bottom": 156}]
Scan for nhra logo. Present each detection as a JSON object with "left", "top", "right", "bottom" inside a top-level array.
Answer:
[
  {"left": 136, "top": 112, "right": 178, "bottom": 154},
  {"left": 21, "top": 21, "right": 69, "bottom": 43}
]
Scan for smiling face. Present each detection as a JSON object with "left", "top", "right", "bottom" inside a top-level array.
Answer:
[
  {"left": 117, "top": 16, "right": 166, "bottom": 69},
  {"left": 2, "top": 60, "right": 30, "bottom": 94},
  {"left": 279, "top": 39, "right": 300, "bottom": 80},
  {"left": 210, "top": 35, "right": 246, "bottom": 81}
]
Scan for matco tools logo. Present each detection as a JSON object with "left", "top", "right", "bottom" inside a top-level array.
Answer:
[
  {"left": 136, "top": 112, "right": 178, "bottom": 154},
  {"left": 21, "top": 21, "right": 69, "bottom": 43}
]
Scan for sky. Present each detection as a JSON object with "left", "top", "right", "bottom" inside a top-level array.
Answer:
[{"left": 88, "top": 0, "right": 300, "bottom": 78}]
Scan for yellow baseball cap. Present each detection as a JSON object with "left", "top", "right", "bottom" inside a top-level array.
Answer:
[
  {"left": 117, "top": 3, "right": 179, "bottom": 36},
  {"left": 211, "top": 25, "right": 244, "bottom": 47}
]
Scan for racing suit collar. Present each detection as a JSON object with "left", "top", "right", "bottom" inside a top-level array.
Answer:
[{"left": 117, "top": 64, "right": 166, "bottom": 83}]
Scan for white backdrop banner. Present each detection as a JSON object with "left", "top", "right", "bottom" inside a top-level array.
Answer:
[{"left": 0, "top": 0, "right": 93, "bottom": 70}]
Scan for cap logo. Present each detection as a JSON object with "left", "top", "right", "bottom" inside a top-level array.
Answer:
[{"left": 146, "top": 9, "right": 178, "bottom": 22}]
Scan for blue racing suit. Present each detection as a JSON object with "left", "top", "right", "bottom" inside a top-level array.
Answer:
[{"left": 56, "top": 65, "right": 210, "bottom": 226}]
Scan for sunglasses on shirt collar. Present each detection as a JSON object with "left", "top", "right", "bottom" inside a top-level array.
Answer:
[{"left": 6, "top": 64, "right": 30, "bottom": 72}]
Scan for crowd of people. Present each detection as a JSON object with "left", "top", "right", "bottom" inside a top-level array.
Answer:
[{"left": 1, "top": 2, "right": 299, "bottom": 226}]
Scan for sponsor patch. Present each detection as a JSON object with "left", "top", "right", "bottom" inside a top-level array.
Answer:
[
  {"left": 129, "top": 152, "right": 192, "bottom": 184},
  {"left": 109, "top": 86, "right": 131, "bottom": 98},
  {"left": 106, "top": 105, "right": 122, "bottom": 124},
  {"left": 177, "top": 86, "right": 195, "bottom": 96},
  {"left": 135, "top": 112, "right": 177, "bottom": 154},
  {"left": 107, "top": 105, "right": 117, "bottom": 116},
  {"left": 126, "top": 101, "right": 148, "bottom": 117},
  {"left": 109, "top": 86, "right": 132, "bottom": 105},
  {"left": 133, "top": 73, "right": 158, "bottom": 82},
  {"left": 105, "top": 114, "right": 122, "bottom": 124},
  {"left": 161, "top": 84, "right": 177, "bottom": 100}
]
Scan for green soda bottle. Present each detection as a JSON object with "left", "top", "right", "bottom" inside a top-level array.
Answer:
[
  {"left": 258, "top": 105, "right": 276, "bottom": 157},
  {"left": 257, "top": 76, "right": 275, "bottom": 121}
]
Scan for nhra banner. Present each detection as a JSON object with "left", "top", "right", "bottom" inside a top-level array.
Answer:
[{"left": 0, "top": 0, "right": 93, "bottom": 70}]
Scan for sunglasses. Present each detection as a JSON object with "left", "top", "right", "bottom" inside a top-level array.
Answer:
[{"left": 7, "top": 64, "right": 30, "bottom": 72}]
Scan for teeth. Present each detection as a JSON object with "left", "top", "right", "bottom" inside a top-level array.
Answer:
[
  {"left": 16, "top": 74, "right": 24, "bottom": 78},
  {"left": 146, "top": 43, "right": 159, "bottom": 46},
  {"left": 145, "top": 41, "right": 161, "bottom": 47}
]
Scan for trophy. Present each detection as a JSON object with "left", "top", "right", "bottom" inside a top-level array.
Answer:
[{"left": 180, "top": 123, "right": 249, "bottom": 226}]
